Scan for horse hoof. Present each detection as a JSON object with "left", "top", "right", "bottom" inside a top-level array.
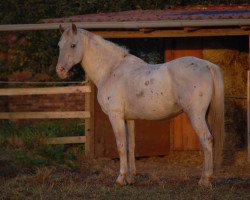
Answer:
[
  {"left": 198, "top": 178, "right": 213, "bottom": 189},
  {"left": 115, "top": 174, "right": 127, "bottom": 186},
  {"left": 126, "top": 176, "right": 135, "bottom": 185}
]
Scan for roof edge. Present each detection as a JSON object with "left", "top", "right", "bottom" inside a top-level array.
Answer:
[{"left": 1, "top": 19, "right": 250, "bottom": 32}]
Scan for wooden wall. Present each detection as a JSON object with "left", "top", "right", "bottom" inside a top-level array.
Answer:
[{"left": 165, "top": 38, "right": 203, "bottom": 151}]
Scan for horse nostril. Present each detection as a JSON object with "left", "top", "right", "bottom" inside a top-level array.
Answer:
[{"left": 57, "top": 66, "right": 65, "bottom": 72}]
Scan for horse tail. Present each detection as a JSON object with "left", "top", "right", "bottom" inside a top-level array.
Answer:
[{"left": 207, "top": 64, "right": 225, "bottom": 170}]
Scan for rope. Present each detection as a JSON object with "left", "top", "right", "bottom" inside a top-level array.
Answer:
[{"left": 0, "top": 80, "right": 89, "bottom": 85}]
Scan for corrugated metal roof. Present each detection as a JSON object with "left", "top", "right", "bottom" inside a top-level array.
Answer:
[{"left": 40, "top": 5, "right": 250, "bottom": 23}]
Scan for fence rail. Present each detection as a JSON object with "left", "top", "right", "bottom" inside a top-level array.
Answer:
[
  {"left": 0, "top": 85, "right": 91, "bottom": 146},
  {"left": 44, "top": 136, "right": 86, "bottom": 145},
  {"left": 0, "top": 111, "right": 90, "bottom": 119},
  {"left": 0, "top": 85, "right": 91, "bottom": 96}
]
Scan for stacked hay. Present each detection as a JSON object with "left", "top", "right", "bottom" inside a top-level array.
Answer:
[{"left": 203, "top": 37, "right": 248, "bottom": 149}]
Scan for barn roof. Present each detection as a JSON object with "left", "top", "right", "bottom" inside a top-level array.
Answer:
[
  {"left": 2, "top": 5, "right": 247, "bottom": 37},
  {"left": 40, "top": 4, "right": 250, "bottom": 24}
]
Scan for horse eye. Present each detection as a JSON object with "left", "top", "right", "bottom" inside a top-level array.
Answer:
[{"left": 71, "top": 44, "right": 76, "bottom": 48}]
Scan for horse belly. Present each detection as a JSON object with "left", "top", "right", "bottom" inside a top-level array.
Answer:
[{"left": 125, "top": 90, "right": 182, "bottom": 120}]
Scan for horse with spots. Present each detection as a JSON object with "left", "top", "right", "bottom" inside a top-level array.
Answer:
[{"left": 56, "top": 24, "right": 225, "bottom": 188}]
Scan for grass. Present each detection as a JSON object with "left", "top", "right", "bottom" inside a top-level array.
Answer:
[
  {"left": 0, "top": 120, "right": 84, "bottom": 138},
  {"left": 0, "top": 121, "right": 249, "bottom": 199},
  {"left": 0, "top": 120, "right": 85, "bottom": 169},
  {"left": 1, "top": 166, "right": 249, "bottom": 200}
]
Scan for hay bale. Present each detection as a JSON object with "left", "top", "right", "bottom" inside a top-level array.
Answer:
[
  {"left": 203, "top": 37, "right": 248, "bottom": 149},
  {"left": 203, "top": 39, "right": 248, "bottom": 97}
]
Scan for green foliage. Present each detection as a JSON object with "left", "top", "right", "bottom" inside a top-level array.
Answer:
[
  {"left": 0, "top": 120, "right": 84, "bottom": 139},
  {"left": 0, "top": 30, "right": 61, "bottom": 81},
  {"left": 18, "top": 31, "right": 59, "bottom": 75},
  {"left": 8, "top": 145, "right": 80, "bottom": 167},
  {"left": 0, "top": 0, "right": 248, "bottom": 24},
  {"left": 0, "top": 0, "right": 166, "bottom": 24},
  {"left": 0, "top": 120, "right": 84, "bottom": 168}
]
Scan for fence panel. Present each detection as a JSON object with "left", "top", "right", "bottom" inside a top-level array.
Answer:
[{"left": 0, "top": 85, "right": 91, "bottom": 146}]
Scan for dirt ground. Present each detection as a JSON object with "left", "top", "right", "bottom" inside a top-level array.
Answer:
[{"left": 0, "top": 150, "right": 249, "bottom": 200}]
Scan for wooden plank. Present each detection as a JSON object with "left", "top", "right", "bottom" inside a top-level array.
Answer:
[
  {"left": 0, "top": 86, "right": 91, "bottom": 96},
  {"left": 184, "top": 27, "right": 201, "bottom": 32},
  {"left": 248, "top": 70, "right": 250, "bottom": 161},
  {"left": 94, "top": 28, "right": 250, "bottom": 38},
  {"left": 0, "top": 111, "right": 90, "bottom": 119},
  {"left": 84, "top": 78, "right": 95, "bottom": 158},
  {"left": 165, "top": 38, "right": 202, "bottom": 151},
  {"left": 240, "top": 25, "right": 250, "bottom": 31},
  {"left": 248, "top": 53, "right": 250, "bottom": 161},
  {"left": 44, "top": 136, "right": 86, "bottom": 144},
  {"left": 172, "top": 113, "right": 200, "bottom": 151},
  {"left": 165, "top": 38, "right": 175, "bottom": 152}
]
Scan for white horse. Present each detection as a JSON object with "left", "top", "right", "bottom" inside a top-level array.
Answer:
[{"left": 56, "top": 24, "right": 225, "bottom": 188}]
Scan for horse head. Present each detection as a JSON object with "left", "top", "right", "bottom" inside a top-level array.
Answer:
[{"left": 56, "top": 24, "right": 83, "bottom": 79}]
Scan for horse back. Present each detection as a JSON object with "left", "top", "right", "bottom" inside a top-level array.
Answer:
[{"left": 98, "top": 56, "right": 213, "bottom": 120}]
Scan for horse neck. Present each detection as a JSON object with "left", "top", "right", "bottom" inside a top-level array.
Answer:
[{"left": 81, "top": 32, "right": 127, "bottom": 86}]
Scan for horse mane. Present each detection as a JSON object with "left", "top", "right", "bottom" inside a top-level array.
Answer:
[{"left": 80, "top": 29, "right": 129, "bottom": 58}]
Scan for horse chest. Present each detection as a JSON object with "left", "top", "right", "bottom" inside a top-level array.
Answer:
[
  {"left": 97, "top": 87, "right": 124, "bottom": 115},
  {"left": 96, "top": 91, "right": 110, "bottom": 114}
]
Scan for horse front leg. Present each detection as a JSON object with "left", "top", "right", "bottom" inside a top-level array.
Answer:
[
  {"left": 126, "top": 120, "right": 136, "bottom": 184},
  {"left": 108, "top": 112, "right": 128, "bottom": 186}
]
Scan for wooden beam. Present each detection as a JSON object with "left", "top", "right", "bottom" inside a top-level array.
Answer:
[
  {"left": 93, "top": 28, "right": 250, "bottom": 38},
  {"left": 248, "top": 70, "right": 250, "bottom": 162},
  {"left": 44, "top": 136, "right": 86, "bottom": 144},
  {"left": 0, "top": 86, "right": 91, "bottom": 96},
  {"left": 0, "top": 111, "right": 90, "bottom": 119},
  {"left": 184, "top": 27, "right": 201, "bottom": 32},
  {"left": 1, "top": 19, "right": 250, "bottom": 32},
  {"left": 139, "top": 28, "right": 156, "bottom": 33},
  {"left": 241, "top": 25, "right": 250, "bottom": 31},
  {"left": 84, "top": 78, "right": 95, "bottom": 158},
  {"left": 248, "top": 35, "right": 250, "bottom": 162}
]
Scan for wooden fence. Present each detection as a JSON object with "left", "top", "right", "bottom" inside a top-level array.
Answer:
[{"left": 0, "top": 83, "right": 94, "bottom": 156}]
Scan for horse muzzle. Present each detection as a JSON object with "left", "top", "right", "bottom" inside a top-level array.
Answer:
[{"left": 56, "top": 65, "right": 69, "bottom": 79}]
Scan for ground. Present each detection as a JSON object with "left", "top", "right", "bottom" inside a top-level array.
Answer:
[{"left": 0, "top": 149, "right": 249, "bottom": 200}]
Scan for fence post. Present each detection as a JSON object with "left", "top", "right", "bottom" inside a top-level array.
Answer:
[
  {"left": 84, "top": 77, "right": 95, "bottom": 158},
  {"left": 248, "top": 35, "right": 250, "bottom": 162}
]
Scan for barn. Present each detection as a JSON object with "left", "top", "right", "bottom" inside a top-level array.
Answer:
[
  {"left": 1, "top": 4, "right": 250, "bottom": 160},
  {"left": 38, "top": 4, "right": 250, "bottom": 159}
]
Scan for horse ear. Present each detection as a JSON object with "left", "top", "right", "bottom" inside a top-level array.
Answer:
[
  {"left": 59, "top": 24, "right": 64, "bottom": 34},
  {"left": 72, "top": 23, "right": 77, "bottom": 35}
]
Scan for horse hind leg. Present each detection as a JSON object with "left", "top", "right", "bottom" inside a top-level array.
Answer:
[{"left": 187, "top": 112, "right": 213, "bottom": 188}]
